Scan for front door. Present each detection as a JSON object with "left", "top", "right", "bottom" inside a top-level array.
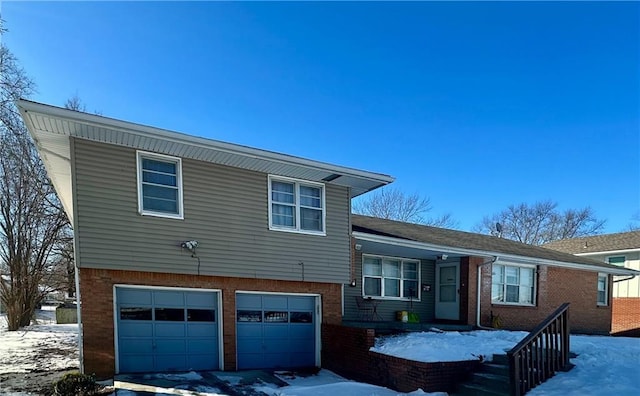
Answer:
[{"left": 435, "top": 262, "right": 460, "bottom": 320}]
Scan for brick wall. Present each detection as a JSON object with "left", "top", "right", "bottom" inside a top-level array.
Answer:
[
  {"left": 322, "top": 324, "right": 480, "bottom": 393},
  {"left": 612, "top": 297, "right": 640, "bottom": 335},
  {"left": 79, "top": 268, "right": 342, "bottom": 378},
  {"left": 480, "top": 265, "right": 612, "bottom": 334}
]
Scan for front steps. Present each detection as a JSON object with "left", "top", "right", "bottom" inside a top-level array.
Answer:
[{"left": 453, "top": 354, "right": 510, "bottom": 396}]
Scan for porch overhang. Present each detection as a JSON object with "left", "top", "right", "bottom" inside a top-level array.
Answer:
[
  {"left": 353, "top": 231, "right": 640, "bottom": 276},
  {"left": 17, "top": 100, "right": 394, "bottom": 224}
]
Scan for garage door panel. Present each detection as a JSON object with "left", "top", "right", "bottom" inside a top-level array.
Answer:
[
  {"left": 290, "top": 352, "right": 314, "bottom": 367},
  {"left": 263, "top": 295, "right": 288, "bottom": 309},
  {"left": 119, "top": 322, "right": 153, "bottom": 337},
  {"left": 187, "top": 339, "right": 217, "bottom": 353},
  {"left": 119, "top": 339, "right": 153, "bottom": 354},
  {"left": 155, "top": 323, "right": 186, "bottom": 337},
  {"left": 119, "top": 289, "right": 152, "bottom": 305},
  {"left": 264, "top": 352, "right": 289, "bottom": 368},
  {"left": 120, "top": 355, "right": 154, "bottom": 373},
  {"left": 116, "top": 287, "right": 219, "bottom": 373},
  {"left": 290, "top": 338, "right": 314, "bottom": 352},
  {"left": 288, "top": 297, "right": 314, "bottom": 310},
  {"left": 237, "top": 294, "right": 262, "bottom": 309},
  {"left": 155, "top": 355, "right": 187, "bottom": 372},
  {"left": 155, "top": 339, "right": 186, "bottom": 353},
  {"left": 237, "top": 338, "right": 263, "bottom": 354},
  {"left": 264, "top": 324, "right": 289, "bottom": 338},
  {"left": 189, "top": 354, "right": 217, "bottom": 370},
  {"left": 290, "top": 325, "right": 314, "bottom": 339},
  {"left": 186, "top": 292, "right": 216, "bottom": 307},
  {"left": 154, "top": 291, "right": 185, "bottom": 307},
  {"left": 237, "top": 323, "right": 262, "bottom": 337},
  {"left": 187, "top": 323, "right": 217, "bottom": 337}
]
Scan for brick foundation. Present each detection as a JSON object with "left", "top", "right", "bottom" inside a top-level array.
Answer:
[
  {"left": 612, "top": 297, "right": 640, "bottom": 335},
  {"left": 79, "top": 268, "right": 342, "bottom": 378},
  {"left": 322, "top": 324, "right": 480, "bottom": 393}
]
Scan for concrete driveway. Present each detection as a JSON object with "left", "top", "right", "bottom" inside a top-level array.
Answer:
[{"left": 114, "top": 370, "right": 289, "bottom": 395}]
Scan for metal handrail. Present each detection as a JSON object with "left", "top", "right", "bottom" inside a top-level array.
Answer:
[{"left": 507, "top": 303, "right": 570, "bottom": 396}]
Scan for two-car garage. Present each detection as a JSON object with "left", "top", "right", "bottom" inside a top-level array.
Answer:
[{"left": 114, "top": 286, "right": 319, "bottom": 373}]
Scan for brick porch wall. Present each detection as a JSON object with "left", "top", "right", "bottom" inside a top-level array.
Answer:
[
  {"left": 478, "top": 265, "right": 612, "bottom": 334},
  {"left": 612, "top": 297, "right": 640, "bottom": 335},
  {"left": 79, "top": 267, "right": 342, "bottom": 378},
  {"left": 322, "top": 324, "right": 480, "bottom": 393}
]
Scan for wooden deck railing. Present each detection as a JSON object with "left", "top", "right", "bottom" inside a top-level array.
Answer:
[{"left": 507, "top": 303, "right": 571, "bottom": 396}]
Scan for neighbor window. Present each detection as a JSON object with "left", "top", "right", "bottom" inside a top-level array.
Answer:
[
  {"left": 491, "top": 264, "right": 535, "bottom": 305},
  {"left": 137, "top": 151, "right": 183, "bottom": 219},
  {"left": 597, "top": 273, "right": 608, "bottom": 306},
  {"left": 363, "top": 255, "right": 419, "bottom": 300},
  {"left": 608, "top": 256, "right": 626, "bottom": 266},
  {"left": 269, "top": 176, "right": 325, "bottom": 234}
]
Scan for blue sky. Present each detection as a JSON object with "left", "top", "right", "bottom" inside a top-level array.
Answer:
[{"left": 2, "top": 1, "right": 639, "bottom": 233}]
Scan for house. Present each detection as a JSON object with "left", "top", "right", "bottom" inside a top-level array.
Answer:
[
  {"left": 18, "top": 100, "right": 393, "bottom": 378},
  {"left": 544, "top": 231, "right": 640, "bottom": 335},
  {"left": 19, "top": 99, "right": 639, "bottom": 381},
  {"left": 344, "top": 215, "right": 638, "bottom": 334}
]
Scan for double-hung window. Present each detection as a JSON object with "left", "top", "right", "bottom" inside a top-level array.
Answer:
[
  {"left": 363, "top": 255, "right": 419, "bottom": 300},
  {"left": 269, "top": 176, "right": 325, "bottom": 234},
  {"left": 491, "top": 263, "right": 535, "bottom": 305},
  {"left": 597, "top": 273, "right": 608, "bottom": 306},
  {"left": 137, "top": 151, "right": 183, "bottom": 219}
]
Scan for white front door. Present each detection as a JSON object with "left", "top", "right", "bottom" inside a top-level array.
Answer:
[{"left": 435, "top": 262, "right": 460, "bottom": 320}]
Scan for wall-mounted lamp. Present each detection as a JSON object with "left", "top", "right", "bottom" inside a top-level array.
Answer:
[
  {"left": 437, "top": 254, "right": 448, "bottom": 261},
  {"left": 181, "top": 240, "right": 199, "bottom": 256},
  {"left": 349, "top": 279, "right": 357, "bottom": 287},
  {"left": 355, "top": 244, "right": 362, "bottom": 251}
]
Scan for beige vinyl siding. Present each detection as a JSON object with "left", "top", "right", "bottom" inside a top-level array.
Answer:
[
  {"left": 73, "top": 139, "right": 350, "bottom": 283},
  {"left": 343, "top": 258, "right": 435, "bottom": 322}
]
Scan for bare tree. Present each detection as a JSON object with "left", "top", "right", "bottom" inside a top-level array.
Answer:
[
  {"left": 474, "top": 200, "right": 606, "bottom": 245},
  {"left": 623, "top": 211, "right": 640, "bottom": 231},
  {"left": 64, "top": 93, "right": 86, "bottom": 112},
  {"left": 0, "top": 36, "right": 71, "bottom": 330},
  {"left": 352, "top": 187, "right": 458, "bottom": 228}
]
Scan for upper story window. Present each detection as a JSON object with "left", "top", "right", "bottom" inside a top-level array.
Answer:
[
  {"left": 137, "top": 151, "right": 183, "bottom": 219},
  {"left": 268, "top": 176, "right": 325, "bottom": 235},
  {"left": 607, "top": 256, "right": 626, "bottom": 266},
  {"left": 491, "top": 263, "right": 535, "bottom": 306},
  {"left": 363, "top": 255, "right": 420, "bottom": 300},
  {"left": 597, "top": 273, "right": 608, "bottom": 306}
]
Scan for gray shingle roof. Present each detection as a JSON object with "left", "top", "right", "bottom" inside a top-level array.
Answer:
[
  {"left": 351, "top": 214, "right": 636, "bottom": 274},
  {"left": 542, "top": 231, "right": 640, "bottom": 254}
]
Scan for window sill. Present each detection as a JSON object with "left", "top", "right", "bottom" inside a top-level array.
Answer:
[
  {"left": 139, "top": 210, "right": 184, "bottom": 220},
  {"left": 269, "top": 226, "right": 326, "bottom": 237},
  {"left": 491, "top": 302, "right": 536, "bottom": 308},
  {"left": 363, "top": 296, "right": 421, "bottom": 302}
]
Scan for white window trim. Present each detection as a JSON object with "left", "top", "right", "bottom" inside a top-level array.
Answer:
[
  {"left": 268, "top": 175, "right": 326, "bottom": 236},
  {"left": 597, "top": 273, "right": 609, "bottom": 306},
  {"left": 606, "top": 255, "right": 626, "bottom": 267},
  {"left": 491, "top": 263, "right": 537, "bottom": 307},
  {"left": 362, "top": 254, "right": 421, "bottom": 301},
  {"left": 136, "top": 151, "right": 184, "bottom": 220}
]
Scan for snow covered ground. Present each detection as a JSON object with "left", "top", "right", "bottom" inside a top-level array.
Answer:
[
  {"left": 1, "top": 311, "right": 639, "bottom": 395},
  {"left": 373, "top": 329, "right": 640, "bottom": 395},
  {"left": 0, "top": 305, "right": 79, "bottom": 374}
]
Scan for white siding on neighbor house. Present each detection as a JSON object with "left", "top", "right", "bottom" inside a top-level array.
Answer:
[
  {"left": 73, "top": 139, "right": 351, "bottom": 284},
  {"left": 587, "top": 252, "right": 640, "bottom": 298}
]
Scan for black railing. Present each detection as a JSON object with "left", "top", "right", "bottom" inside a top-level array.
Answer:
[{"left": 507, "top": 303, "right": 571, "bottom": 396}]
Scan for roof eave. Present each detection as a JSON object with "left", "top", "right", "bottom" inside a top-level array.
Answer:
[
  {"left": 16, "top": 100, "right": 394, "bottom": 199},
  {"left": 352, "top": 231, "right": 640, "bottom": 276}
]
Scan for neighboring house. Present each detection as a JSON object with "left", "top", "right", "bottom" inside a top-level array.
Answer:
[
  {"left": 544, "top": 231, "right": 640, "bottom": 334},
  {"left": 345, "top": 215, "right": 638, "bottom": 334},
  {"left": 18, "top": 100, "right": 393, "bottom": 378}
]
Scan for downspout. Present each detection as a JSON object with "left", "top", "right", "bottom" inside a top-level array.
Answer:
[
  {"left": 476, "top": 256, "right": 499, "bottom": 330},
  {"left": 70, "top": 138, "right": 84, "bottom": 374}
]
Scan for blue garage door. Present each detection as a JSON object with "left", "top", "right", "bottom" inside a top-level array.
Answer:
[
  {"left": 236, "top": 293, "right": 316, "bottom": 370},
  {"left": 116, "top": 287, "right": 219, "bottom": 373}
]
